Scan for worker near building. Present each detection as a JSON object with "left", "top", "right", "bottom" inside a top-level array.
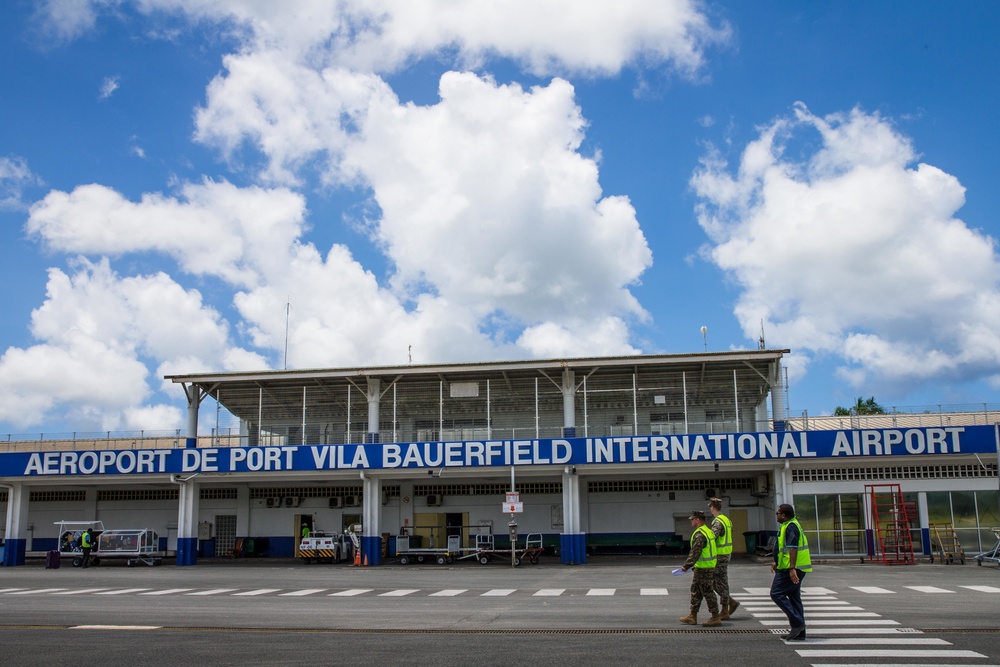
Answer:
[
  {"left": 300, "top": 523, "right": 311, "bottom": 542},
  {"left": 80, "top": 528, "right": 94, "bottom": 568},
  {"left": 708, "top": 497, "right": 739, "bottom": 619},
  {"left": 770, "top": 503, "right": 812, "bottom": 641},
  {"left": 678, "top": 510, "right": 722, "bottom": 627}
]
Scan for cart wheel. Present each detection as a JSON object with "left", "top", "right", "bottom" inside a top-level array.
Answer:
[
  {"left": 127, "top": 560, "right": 135, "bottom": 567},
  {"left": 436, "top": 555, "right": 447, "bottom": 565},
  {"left": 417, "top": 556, "right": 425, "bottom": 563},
  {"left": 479, "top": 555, "right": 489, "bottom": 565},
  {"left": 530, "top": 555, "right": 539, "bottom": 564},
  {"left": 399, "top": 555, "right": 409, "bottom": 565},
  {"left": 513, "top": 557, "right": 521, "bottom": 567},
  {"left": 73, "top": 557, "right": 83, "bottom": 567}
]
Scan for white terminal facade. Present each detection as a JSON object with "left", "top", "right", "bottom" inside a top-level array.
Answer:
[{"left": 1, "top": 350, "right": 998, "bottom": 567}]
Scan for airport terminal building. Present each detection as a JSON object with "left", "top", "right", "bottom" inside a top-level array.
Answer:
[{"left": 1, "top": 350, "right": 998, "bottom": 567}]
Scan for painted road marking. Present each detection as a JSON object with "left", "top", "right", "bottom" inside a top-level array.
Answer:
[
  {"left": 640, "top": 588, "right": 669, "bottom": 596},
  {"left": 586, "top": 589, "right": 616, "bottom": 596},
  {"left": 279, "top": 589, "right": 327, "bottom": 596},
  {"left": 534, "top": 589, "right": 565, "bottom": 596},
  {"left": 329, "top": 589, "right": 372, "bottom": 596},
  {"left": 429, "top": 590, "right": 467, "bottom": 596},
  {"left": 232, "top": 589, "right": 282, "bottom": 596}
]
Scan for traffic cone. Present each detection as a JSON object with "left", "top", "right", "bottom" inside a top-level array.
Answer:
[
  {"left": 363, "top": 554, "right": 368, "bottom": 567},
  {"left": 354, "top": 549, "right": 361, "bottom": 566}
]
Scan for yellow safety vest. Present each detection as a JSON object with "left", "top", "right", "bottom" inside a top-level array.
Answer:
[
  {"left": 693, "top": 525, "right": 717, "bottom": 568},
  {"left": 714, "top": 514, "right": 733, "bottom": 556},
  {"left": 777, "top": 518, "right": 812, "bottom": 572},
  {"left": 81, "top": 532, "right": 92, "bottom": 548}
]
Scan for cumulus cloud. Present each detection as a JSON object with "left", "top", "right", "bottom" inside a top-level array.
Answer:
[
  {"left": 691, "top": 103, "right": 1000, "bottom": 395},
  {"left": 8, "top": 0, "right": 729, "bottom": 430},
  {"left": 0, "top": 258, "right": 264, "bottom": 430}
]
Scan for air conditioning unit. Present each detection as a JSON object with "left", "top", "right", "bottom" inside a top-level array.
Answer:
[
  {"left": 344, "top": 495, "right": 360, "bottom": 507},
  {"left": 426, "top": 494, "right": 442, "bottom": 507},
  {"left": 266, "top": 497, "right": 281, "bottom": 508},
  {"left": 750, "top": 475, "right": 769, "bottom": 497},
  {"left": 284, "top": 496, "right": 300, "bottom": 507},
  {"left": 329, "top": 496, "right": 344, "bottom": 509}
]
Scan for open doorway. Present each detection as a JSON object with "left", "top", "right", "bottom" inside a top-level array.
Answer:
[{"left": 294, "top": 514, "right": 313, "bottom": 558}]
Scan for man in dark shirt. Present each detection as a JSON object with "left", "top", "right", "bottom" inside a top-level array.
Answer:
[{"left": 770, "top": 503, "right": 812, "bottom": 640}]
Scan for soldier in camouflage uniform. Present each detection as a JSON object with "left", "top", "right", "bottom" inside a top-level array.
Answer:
[
  {"left": 709, "top": 497, "right": 739, "bottom": 619},
  {"left": 678, "top": 510, "right": 722, "bottom": 627}
]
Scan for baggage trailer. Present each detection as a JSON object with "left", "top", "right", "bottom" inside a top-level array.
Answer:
[
  {"left": 975, "top": 527, "right": 1000, "bottom": 567},
  {"left": 55, "top": 521, "right": 162, "bottom": 567},
  {"left": 395, "top": 533, "right": 461, "bottom": 565},
  {"left": 463, "top": 533, "right": 545, "bottom": 566}
]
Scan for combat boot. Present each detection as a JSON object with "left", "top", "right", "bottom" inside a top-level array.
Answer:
[
  {"left": 702, "top": 613, "right": 723, "bottom": 627},
  {"left": 728, "top": 599, "right": 740, "bottom": 615},
  {"left": 719, "top": 608, "right": 731, "bottom": 620},
  {"left": 678, "top": 612, "right": 698, "bottom": 625}
]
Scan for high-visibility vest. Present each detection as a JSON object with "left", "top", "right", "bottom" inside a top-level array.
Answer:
[
  {"left": 777, "top": 518, "right": 812, "bottom": 572},
  {"left": 693, "top": 525, "right": 717, "bottom": 568},
  {"left": 714, "top": 514, "right": 733, "bottom": 556},
  {"left": 81, "top": 532, "right": 92, "bottom": 548}
]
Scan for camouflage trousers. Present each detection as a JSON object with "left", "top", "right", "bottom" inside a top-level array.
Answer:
[
  {"left": 713, "top": 555, "right": 731, "bottom": 608},
  {"left": 689, "top": 568, "right": 720, "bottom": 615}
]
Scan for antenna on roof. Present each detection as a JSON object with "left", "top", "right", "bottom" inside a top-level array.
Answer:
[
  {"left": 408, "top": 345, "right": 412, "bottom": 364},
  {"left": 283, "top": 300, "right": 291, "bottom": 369},
  {"left": 758, "top": 319, "right": 766, "bottom": 350}
]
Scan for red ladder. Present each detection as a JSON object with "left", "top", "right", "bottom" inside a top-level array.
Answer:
[{"left": 865, "top": 483, "right": 916, "bottom": 565}]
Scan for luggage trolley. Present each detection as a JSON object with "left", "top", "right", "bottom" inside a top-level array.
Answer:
[{"left": 975, "top": 527, "right": 1000, "bottom": 567}]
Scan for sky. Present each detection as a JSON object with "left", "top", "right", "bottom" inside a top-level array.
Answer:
[{"left": 1, "top": 1, "right": 999, "bottom": 436}]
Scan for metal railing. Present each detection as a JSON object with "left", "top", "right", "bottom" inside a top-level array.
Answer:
[{"left": 1, "top": 404, "right": 997, "bottom": 453}]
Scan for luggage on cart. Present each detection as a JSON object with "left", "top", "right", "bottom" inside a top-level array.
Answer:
[{"left": 45, "top": 550, "right": 61, "bottom": 569}]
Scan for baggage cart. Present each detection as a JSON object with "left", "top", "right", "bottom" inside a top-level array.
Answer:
[
  {"left": 394, "top": 533, "right": 461, "bottom": 565},
  {"left": 463, "top": 533, "right": 545, "bottom": 566},
  {"left": 975, "top": 527, "right": 1000, "bottom": 567}
]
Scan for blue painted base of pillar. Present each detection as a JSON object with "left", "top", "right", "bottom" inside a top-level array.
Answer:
[
  {"left": 176, "top": 537, "right": 199, "bottom": 566},
  {"left": 560, "top": 533, "right": 587, "bottom": 565},
  {"left": 921, "top": 527, "right": 931, "bottom": 555},
  {"left": 2, "top": 538, "right": 25, "bottom": 566},
  {"left": 360, "top": 535, "right": 382, "bottom": 566}
]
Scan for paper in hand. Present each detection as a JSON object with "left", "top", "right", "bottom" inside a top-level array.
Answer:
[{"left": 671, "top": 567, "right": 686, "bottom": 576}]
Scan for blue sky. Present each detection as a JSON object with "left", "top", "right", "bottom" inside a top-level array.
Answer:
[{"left": 1, "top": 1, "right": 998, "bottom": 435}]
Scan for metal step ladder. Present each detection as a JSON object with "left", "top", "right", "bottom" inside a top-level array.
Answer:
[
  {"left": 865, "top": 483, "right": 916, "bottom": 565},
  {"left": 929, "top": 522, "right": 965, "bottom": 564}
]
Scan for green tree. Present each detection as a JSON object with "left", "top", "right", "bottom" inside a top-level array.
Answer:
[{"left": 834, "top": 396, "right": 886, "bottom": 416}]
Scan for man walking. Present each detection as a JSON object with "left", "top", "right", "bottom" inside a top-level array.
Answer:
[
  {"left": 709, "top": 497, "right": 739, "bottom": 619},
  {"left": 678, "top": 510, "right": 722, "bottom": 627},
  {"left": 80, "top": 528, "right": 94, "bottom": 568},
  {"left": 770, "top": 503, "right": 812, "bottom": 640}
]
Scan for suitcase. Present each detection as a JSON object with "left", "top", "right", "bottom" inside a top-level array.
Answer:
[{"left": 45, "top": 550, "right": 60, "bottom": 569}]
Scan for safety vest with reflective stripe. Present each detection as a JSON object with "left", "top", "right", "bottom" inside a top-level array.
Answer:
[
  {"left": 693, "top": 525, "right": 717, "bottom": 568},
  {"left": 713, "top": 513, "right": 733, "bottom": 556},
  {"left": 81, "top": 532, "right": 92, "bottom": 548},
  {"left": 777, "top": 518, "right": 812, "bottom": 572}
]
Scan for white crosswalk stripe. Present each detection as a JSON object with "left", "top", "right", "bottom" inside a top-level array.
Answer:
[
  {"left": 279, "top": 589, "right": 327, "bottom": 596},
  {"left": 640, "top": 588, "right": 669, "bottom": 596},
  {"left": 734, "top": 585, "right": 997, "bottom": 665}
]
